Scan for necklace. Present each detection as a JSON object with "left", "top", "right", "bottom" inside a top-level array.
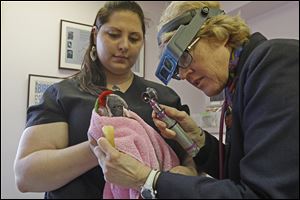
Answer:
[
  {"left": 108, "top": 73, "right": 134, "bottom": 92},
  {"left": 112, "top": 85, "right": 121, "bottom": 91}
]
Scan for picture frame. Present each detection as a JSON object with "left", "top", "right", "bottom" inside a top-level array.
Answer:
[
  {"left": 27, "top": 74, "right": 65, "bottom": 107},
  {"left": 59, "top": 19, "right": 92, "bottom": 71},
  {"left": 132, "top": 45, "right": 145, "bottom": 77}
]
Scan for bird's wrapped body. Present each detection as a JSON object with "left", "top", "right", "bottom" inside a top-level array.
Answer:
[{"left": 88, "top": 90, "right": 180, "bottom": 198}]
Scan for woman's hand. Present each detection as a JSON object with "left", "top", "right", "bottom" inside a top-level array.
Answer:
[
  {"left": 91, "top": 137, "right": 151, "bottom": 190},
  {"left": 152, "top": 105, "right": 205, "bottom": 149}
]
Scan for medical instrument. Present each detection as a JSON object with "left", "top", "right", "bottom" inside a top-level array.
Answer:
[{"left": 142, "top": 87, "right": 200, "bottom": 157}]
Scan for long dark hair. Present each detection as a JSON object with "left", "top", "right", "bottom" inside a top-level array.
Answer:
[{"left": 74, "top": 1, "right": 146, "bottom": 96}]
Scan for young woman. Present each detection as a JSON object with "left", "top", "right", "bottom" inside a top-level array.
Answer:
[{"left": 14, "top": 2, "right": 188, "bottom": 198}]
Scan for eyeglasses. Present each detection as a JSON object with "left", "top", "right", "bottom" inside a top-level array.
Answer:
[{"left": 173, "top": 37, "right": 200, "bottom": 80}]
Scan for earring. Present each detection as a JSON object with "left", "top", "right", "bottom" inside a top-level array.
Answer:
[{"left": 90, "top": 45, "right": 97, "bottom": 61}]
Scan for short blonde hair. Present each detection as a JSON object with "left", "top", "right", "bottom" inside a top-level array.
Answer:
[{"left": 158, "top": 1, "right": 251, "bottom": 49}]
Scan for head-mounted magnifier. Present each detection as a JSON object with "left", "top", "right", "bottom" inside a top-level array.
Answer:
[{"left": 155, "top": 7, "right": 224, "bottom": 85}]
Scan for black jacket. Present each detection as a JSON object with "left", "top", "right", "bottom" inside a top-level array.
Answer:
[{"left": 156, "top": 33, "right": 299, "bottom": 198}]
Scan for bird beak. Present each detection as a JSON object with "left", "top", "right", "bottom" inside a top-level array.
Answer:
[{"left": 123, "top": 107, "right": 130, "bottom": 117}]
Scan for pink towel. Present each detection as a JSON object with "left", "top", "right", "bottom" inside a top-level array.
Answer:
[{"left": 88, "top": 109, "right": 180, "bottom": 199}]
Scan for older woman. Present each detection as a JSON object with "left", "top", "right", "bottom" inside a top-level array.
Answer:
[{"left": 93, "top": 1, "right": 299, "bottom": 198}]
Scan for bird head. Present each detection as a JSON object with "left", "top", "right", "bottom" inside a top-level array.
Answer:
[{"left": 95, "top": 90, "right": 129, "bottom": 117}]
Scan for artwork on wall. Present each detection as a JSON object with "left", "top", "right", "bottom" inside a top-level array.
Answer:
[
  {"left": 132, "top": 44, "right": 145, "bottom": 77},
  {"left": 27, "top": 74, "right": 65, "bottom": 107},
  {"left": 59, "top": 19, "right": 92, "bottom": 71}
]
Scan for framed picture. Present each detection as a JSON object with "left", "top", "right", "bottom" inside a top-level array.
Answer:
[
  {"left": 27, "top": 74, "right": 65, "bottom": 107},
  {"left": 59, "top": 19, "right": 92, "bottom": 70},
  {"left": 132, "top": 45, "right": 145, "bottom": 77}
]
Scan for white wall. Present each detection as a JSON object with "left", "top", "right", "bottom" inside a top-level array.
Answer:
[
  {"left": 1, "top": 1, "right": 299, "bottom": 199},
  {"left": 221, "top": 1, "right": 299, "bottom": 40},
  {"left": 247, "top": 1, "right": 299, "bottom": 39}
]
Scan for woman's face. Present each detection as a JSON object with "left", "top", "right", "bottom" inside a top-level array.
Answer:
[
  {"left": 179, "top": 38, "right": 231, "bottom": 97},
  {"left": 95, "top": 11, "right": 144, "bottom": 75}
]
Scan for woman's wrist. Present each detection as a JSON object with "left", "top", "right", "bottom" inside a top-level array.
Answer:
[
  {"left": 85, "top": 141, "right": 100, "bottom": 167},
  {"left": 136, "top": 165, "right": 152, "bottom": 189}
]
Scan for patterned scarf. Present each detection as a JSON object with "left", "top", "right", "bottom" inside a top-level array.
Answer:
[
  {"left": 219, "top": 46, "right": 243, "bottom": 179},
  {"left": 225, "top": 46, "right": 243, "bottom": 115}
]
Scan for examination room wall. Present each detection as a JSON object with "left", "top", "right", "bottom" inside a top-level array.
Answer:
[{"left": 1, "top": 1, "right": 299, "bottom": 199}]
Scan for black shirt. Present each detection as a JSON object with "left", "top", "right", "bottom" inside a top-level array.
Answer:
[{"left": 26, "top": 75, "right": 189, "bottom": 199}]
